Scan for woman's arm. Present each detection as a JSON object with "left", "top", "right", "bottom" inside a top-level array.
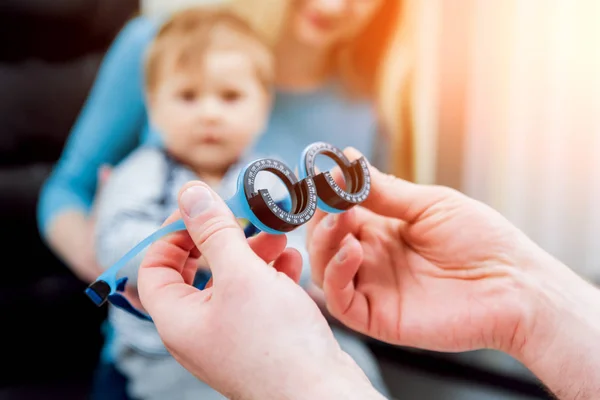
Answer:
[{"left": 37, "top": 16, "right": 159, "bottom": 282}]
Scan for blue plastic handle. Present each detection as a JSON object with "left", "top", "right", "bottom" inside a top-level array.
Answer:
[{"left": 85, "top": 218, "right": 187, "bottom": 320}]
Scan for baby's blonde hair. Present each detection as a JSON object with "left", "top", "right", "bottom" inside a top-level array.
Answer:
[{"left": 145, "top": 6, "right": 274, "bottom": 95}]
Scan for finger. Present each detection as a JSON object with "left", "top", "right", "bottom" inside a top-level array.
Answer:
[
  {"left": 322, "top": 235, "right": 368, "bottom": 328},
  {"left": 272, "top": 248, "right": 303, "bottom": 284},
  {"left": 307, "top": 208, "right": 358, "bottom": 287},
  {"left": 305, "top": 163, "right": 346, "bottom": 238},
  {"left": 198, "top": 240, "right": 291, "bottom": 288},
  {"left": 306, "top": 157, "right": 348, "bottom": 230},
  {"left": 178, "top": 181, "right": 262, "bottom": 281},
  {"left": 305, "top": 153, "right": 356, "bottom": 251},
  {"left": 306, "top": 209, "right": 327, "bottom": 245},
  {"left": 181, "top": 256, "right": 200, "bottom": 286},
  {"left": 248, "top": 232, "right": 287, "bottom": 264},
  {"left": 327, "top": 164, "right": 347, "bottom": 191},
  {"left": 341, "top": 147, "right": 451, "bottom": 223},
  {"left": 205, "top": 276, "right": 213, "bottom": 289},
  {"left": 137, "top": 210, "right": 201, "bottom": 316}
]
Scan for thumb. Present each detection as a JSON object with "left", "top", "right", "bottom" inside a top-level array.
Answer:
[
  {"left": 178, "top": 181, "right": 261, "bottom": 281},
  {"left": 336, "top": 147, "right": 450, "bottom": 223}
]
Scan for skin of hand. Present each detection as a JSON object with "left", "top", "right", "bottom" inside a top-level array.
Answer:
[
  {"left": 306, "top": 148, "right": 600, "bottom": 400},
  {"left": 137, "top": 181, "right": 384, "bottom": 400},
  {"left": 46, "top": 210, "right": 102, "bottom": 284}
]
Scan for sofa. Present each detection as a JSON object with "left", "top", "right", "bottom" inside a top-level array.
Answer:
[{"left": 0, "top": 0, "right": 138, "bottom": 397}]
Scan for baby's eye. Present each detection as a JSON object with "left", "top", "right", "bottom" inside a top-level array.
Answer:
[
  {"left": 179, "top": 89, "right": 197, "bottom": 102},
  {"left": 221, "top": 89, "right": 241, "bottom": 103}
]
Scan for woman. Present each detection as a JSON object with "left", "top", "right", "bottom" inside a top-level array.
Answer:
[{"left": 37, "top": 0, "right": 415, "bottom": 396}]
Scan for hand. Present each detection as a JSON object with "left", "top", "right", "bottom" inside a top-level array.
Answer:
[
  {"left": 77, "top": 164, "right": 114, "bottom": 283},
  {"left": 46, "top": 209, "right": 103, "bottom": 284},
  {"left": 121, "top": 232, "right": 298, "bottom": 315},
  {"left": 307, "top": 148, "right": 549, "bottom": 357},
  {"left": 137, "top": 181, "right": 383, "bottom": 400}
]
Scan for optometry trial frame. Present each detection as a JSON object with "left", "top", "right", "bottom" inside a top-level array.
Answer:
[{"left": 85, "top": 141, "right": 371, "bottom": 321}]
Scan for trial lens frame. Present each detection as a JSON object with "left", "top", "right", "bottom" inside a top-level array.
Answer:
[{"left": 86, "top": 141, "right": 371, "bottom": 321}]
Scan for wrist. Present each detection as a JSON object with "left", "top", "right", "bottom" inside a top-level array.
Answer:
[
  {"left": 47, "top": 211, "right": 94, "bottom": 265},
  {"left": 246, "top": 351, "right": 384, "bottom": 400},
  {"left": 510, "top": 250, "right": 600, "bottom": 397},
  {"left": 511, "top": 251, "right": 600, "bottom": 361}
]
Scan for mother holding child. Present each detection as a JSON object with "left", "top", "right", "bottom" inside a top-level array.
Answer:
[{"left": 37, "top": 0, "right": 416, "bottom": 398}]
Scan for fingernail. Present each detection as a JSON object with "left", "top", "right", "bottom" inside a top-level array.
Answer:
[
  {"left": 181, "top": 185, "right": 214, "bottom": 218},
  {"left": 325, "top": 214, "right": 338, "bottom": 229},
  {"left": 336, "top": 246, "right": 347, "bottom": 263}
]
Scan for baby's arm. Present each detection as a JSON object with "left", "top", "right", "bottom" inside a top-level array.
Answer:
[{"left": 94, "top": 148, "right": 169, "bottom": 290}]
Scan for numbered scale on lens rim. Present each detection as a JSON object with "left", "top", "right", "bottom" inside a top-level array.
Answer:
[
  {"left": 302, "top": 142, "right": 371, "bottom": 212},
  {"left": 244, "top": 158, "right": 317, "bottom": 232}
]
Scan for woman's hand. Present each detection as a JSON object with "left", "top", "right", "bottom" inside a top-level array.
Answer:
[
  {"left": 307, "top": 148, "right": 555, "bottom": 358},
  {"left": 137, "top": 181, "right": 384, "bottom": 400},
  {"left": 47, "top": 165, "right": 113, "bottom": 284},
  {"left": 46, "top": 210, "right": 103, "bottom": 284}
]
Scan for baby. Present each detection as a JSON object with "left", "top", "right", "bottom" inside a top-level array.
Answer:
[{"left": 94, "top": 7, "right": 278, "bottom": 400}]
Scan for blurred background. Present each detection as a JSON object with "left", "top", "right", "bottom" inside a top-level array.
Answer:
[{"left": 0, "top": 0, "right": 598, "bottom": 399}]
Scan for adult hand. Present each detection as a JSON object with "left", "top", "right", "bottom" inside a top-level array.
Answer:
[
  {"left": 137, "top": 181, "right": 383, "bottom": 400},
  {"left": 307, "top": 148, "right": 579, "bottom": 360}
]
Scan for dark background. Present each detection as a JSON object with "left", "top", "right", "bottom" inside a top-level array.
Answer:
[{"left": 0, "top": 0, "right": 137, "bottom": 397}]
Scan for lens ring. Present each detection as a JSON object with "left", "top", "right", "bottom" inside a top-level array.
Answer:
[
  {"left": 243, "top": 158, "right": 317, "bottom": 232},
  {"left": 303, "top": 142, "right": 371, "bottom": 210}
]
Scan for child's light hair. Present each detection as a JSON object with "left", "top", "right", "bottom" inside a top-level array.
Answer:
[
  {"left": 145, "top": 6, "right": 274, "bottom": 95},
  {"left": 143, "top": 0, "right": 416, "bottom": 179}
]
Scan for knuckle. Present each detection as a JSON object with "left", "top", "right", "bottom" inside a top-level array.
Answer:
[
  {"left": 191, "top": 215, "right": 242, "bottom": 249},
  {"left": 381, "top": 172, "right": 398, "bottom": 184},
  {"left": 377, "top": 171, "right": 403, "bottom": 188},
  {"left": 432, "top": 185, "right": 463, "bottom": 200}
]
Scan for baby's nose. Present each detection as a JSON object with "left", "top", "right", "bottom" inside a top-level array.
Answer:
[{"left": 198, "top": 99, "right": 222, "bottom": 123}]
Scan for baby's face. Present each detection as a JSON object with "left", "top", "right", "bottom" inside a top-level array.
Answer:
[{"left": 149, "top": 49, "right": 270, "bottom": 173}]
